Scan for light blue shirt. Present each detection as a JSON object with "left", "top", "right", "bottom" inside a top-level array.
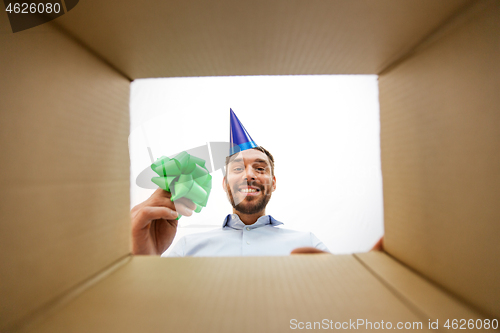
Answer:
[{"left": 167, "top": 214, "right": 329, "bottom": 257}]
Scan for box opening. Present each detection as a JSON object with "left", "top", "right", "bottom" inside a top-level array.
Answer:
[{"left": 129, "top": 75, "right": 384, "bottom": 255}]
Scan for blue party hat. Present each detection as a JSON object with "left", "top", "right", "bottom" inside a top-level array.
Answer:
[{"left": 229, "top": 109, "right": 258, "bottom": 156}]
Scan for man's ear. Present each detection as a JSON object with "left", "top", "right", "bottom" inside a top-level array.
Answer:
[
  {"left": 222, "top": 176, "right": 227, "bottom": 193},
  {"left": 272, "top": 175, "right": 276, "bottom": 192}
]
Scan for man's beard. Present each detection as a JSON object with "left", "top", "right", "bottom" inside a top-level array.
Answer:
[{"left": 226, "top": 181, "right": 272, "bottom": 215}]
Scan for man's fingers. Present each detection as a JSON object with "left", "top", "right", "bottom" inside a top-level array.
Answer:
[
  {"left": 175, "top": 197, "right": 197, "bottom": 211},
  {"left": 152, "top": 188, "right": 172, "bottom": 199},
  {"left": 135, "top": 206, "right": 178, "bottom": 229},
  {"left": 149, "top": 190, "right": 194, "bottom": 216},
  {"left": 290, "top": 247, "right": 330, "bottom": 254},
  {"left": 172, "top": 201, "right": 194, "bottom": 216}
]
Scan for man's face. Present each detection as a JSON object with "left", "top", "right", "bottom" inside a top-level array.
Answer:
[{"left": 223, "top": 149, "right": 276, "bottom": 215}]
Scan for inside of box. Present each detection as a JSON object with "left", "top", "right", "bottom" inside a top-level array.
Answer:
[
  {"left": 19, "top": 254, "right": 487, "bottom": 333},
  {"left": 379, "top": 0, "right": 500, "bottom": 318},
  {"left": 1, "top": 0, "right": 499, "bottom": 331}
]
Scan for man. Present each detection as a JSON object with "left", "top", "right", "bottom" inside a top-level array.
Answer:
[
  {"left": 131, "top": 146, "right": 330, "bottom": 256},
  {"left": 131, "top": 110, "right": 330, "bottom": 256}
]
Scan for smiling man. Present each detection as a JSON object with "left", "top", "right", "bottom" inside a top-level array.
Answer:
[
  {"left": 224, "top": 148, "right": 275, "bottom": 224},
  {"left": 130, "top": 110, "right": 329, "bottom": 256}
]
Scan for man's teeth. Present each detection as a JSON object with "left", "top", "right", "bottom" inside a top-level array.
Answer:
[{"left": 240, "top": 188, "right": 258, "bottom": 193}]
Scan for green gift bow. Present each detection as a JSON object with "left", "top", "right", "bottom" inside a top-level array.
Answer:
[{"left": 151, "top": 151, "right": 212, "bottom": 220}]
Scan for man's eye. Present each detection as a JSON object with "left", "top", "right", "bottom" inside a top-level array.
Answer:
[
  {"left": 234, "top": 167, "right": 243, "bottom": 171},
  {"left": 257, "top": 168, "right": 265, "bottom": 171}
]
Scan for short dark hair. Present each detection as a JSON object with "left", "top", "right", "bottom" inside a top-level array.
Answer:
[{"left": 225, "top": 146, "right": 275, "bottom": 176}]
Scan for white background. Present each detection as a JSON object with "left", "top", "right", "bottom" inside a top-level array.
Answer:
[{"left": 129, "top": 75, "right": 384, "bottom": 256}]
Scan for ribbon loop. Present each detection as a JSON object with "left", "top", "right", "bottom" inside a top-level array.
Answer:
[{"left": 151, "top": 152, "right": 212, "bottom": 220}]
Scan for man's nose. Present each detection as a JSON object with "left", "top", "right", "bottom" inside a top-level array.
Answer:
[{"left": 244, "top": 166, "right": 256, "bottom": 180}]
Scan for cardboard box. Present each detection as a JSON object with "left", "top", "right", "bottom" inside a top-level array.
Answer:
[{"left": 1, "top": 0, "right": 498, "bottom": 331}]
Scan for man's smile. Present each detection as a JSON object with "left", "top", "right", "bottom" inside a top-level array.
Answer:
[{"left": 238, "top": 186, "right": 261, "bottom": 196}]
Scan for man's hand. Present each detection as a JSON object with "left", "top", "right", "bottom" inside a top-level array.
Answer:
[
  {"left": 131, "top": 188, "right": 196, "bottom": 255},
  {"left": 291, "top": 236, "right": 385, "bottom": 255},
  {"left": 290, "top": 247, "right": 330, "bottom": 254},
  {"left": 371, "top": 237, "right": 384, "bottom": 251}
]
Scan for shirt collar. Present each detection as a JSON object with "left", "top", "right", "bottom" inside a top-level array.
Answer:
[{"left": 222, "top": 214, "right": 284, "bottom": 230}]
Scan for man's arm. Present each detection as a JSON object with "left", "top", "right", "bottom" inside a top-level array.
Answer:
[{"left": 131, "top": 188, "right": 196, "bottom": 255}]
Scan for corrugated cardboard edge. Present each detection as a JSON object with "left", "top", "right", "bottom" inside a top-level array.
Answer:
[
  {"left": 51, "top": 0, "right": 472, "bottom": 78},
  {"left": 0, "top": 15, "right": 131, "bottom": 328},
  {"left": 6, "top": 255, "right": 131, "bottom": 333},
  {"left": 20, "top": 255, "right": 438, "bottom": 333},
  {"left": 10, "top": 251, "right": 487, "bottom": 332},
  {"left": 355, "top": 252, "right": 488, "bottom": 331},
  {"left": 379, "top": 0, "right": 491, "bottom": 76},
  {"left": 378, "top": 0, "right": 500, "bottom": 318},
  {"left": 49, "top": 20, "right": 133, "bottom": 81}
]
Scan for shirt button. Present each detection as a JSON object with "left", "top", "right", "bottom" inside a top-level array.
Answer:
[
  {"left": 246, "top": 227, "right": 250, "bottom": 231},
  {"left": 246, "top": 241, "right": 250, "bottom": 245},
  {"left": 232, "top": 215, "right": 235, "bottom": 219}
]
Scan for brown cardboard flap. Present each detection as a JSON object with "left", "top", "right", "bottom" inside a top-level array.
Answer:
[
  {"left": 0, "top": 13, "right": 130, "bottom": 330},
  {"left": 53, "top": 0, "right": 471, "bottom": 79},
  {"left": 379, "top": 0, "right": 500, "bottom": 318},
  {"left": 2, "top": 0, "right": 498, "bottom": 330},
  {"left": 24, "top": 255, "right": 432, "bottom": 333},
  {"left": 356, "top": 252, "right": 487, "bottom": 329}
]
